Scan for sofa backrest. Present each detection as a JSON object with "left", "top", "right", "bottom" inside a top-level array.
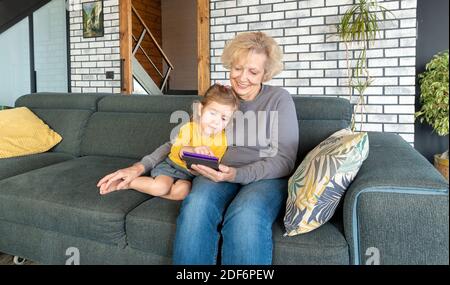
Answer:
[
  {"left": 80, "top": 95, "right": 197, "bottom": 159},
  {"left": 14, "top": 92, "right": 106, "bottom": 156},
  {"left": 293, "top": 96, "right": 352, "bottom": 162},
  {"left": 80, "top": 94, "right": 352, "bottom": 163},
  {"left": 14, "top": 93, "right": 352, "bottom": 163}
]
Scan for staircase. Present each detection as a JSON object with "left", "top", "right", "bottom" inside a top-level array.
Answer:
[
  {"left": 130, "top": 5, "right": 173, "bottom": 95},
  {"left": 132, "top": 56, "right": 162, "bottom": 95}
]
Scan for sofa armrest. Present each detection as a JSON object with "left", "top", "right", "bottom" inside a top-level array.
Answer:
[{"left": 343, "top": 132, "right": 449, "bottom": 265}]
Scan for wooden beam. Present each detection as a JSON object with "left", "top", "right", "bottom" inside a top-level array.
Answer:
[
  {"left": 197, "top": 0, "right": 210, "bottom": 96},
  {"left": 120, "top": 0, "right": 133, "bottom": 95}
]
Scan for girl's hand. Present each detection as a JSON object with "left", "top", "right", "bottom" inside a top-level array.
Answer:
[
  {"left": 191, "top": 164, "right": 236, "bottom": 182},
  {"left": 193, "top": 146, "right": 215, "bottom": 156},
  {"left": 179, "top": 146, "right": 194, "bottom": 159}
]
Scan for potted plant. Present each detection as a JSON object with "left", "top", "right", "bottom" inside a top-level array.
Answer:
[
  {"left": 415, "top": 50, "right": 449, "bottom": 180},
  {"left": 336, "top": 0, "right": 393, "bottom": 131}
]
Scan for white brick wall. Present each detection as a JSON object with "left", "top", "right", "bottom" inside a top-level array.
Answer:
[
  {"left": 210, "top": 0, "right": 418, "bottom": 143},
  {"left": 33, "top": 0, "right": 68, "bottom": 93},
  {"left": 69, "top": 0, "right": 121, "bottom": 93}
]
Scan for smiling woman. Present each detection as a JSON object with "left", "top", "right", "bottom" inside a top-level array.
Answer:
[
  {"left": 222, "top": 32, "right": 283, "bottom": 83},
  {"left": 228, "top": 51, "right": 267, "bottom": 101},
  {"left": 170, "top": 32, "right": 299, "bottom": 265}
]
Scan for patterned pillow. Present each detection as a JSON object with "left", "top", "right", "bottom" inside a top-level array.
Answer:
[{"left": 284, "top": 128, "right": 369, "bottom": 236}]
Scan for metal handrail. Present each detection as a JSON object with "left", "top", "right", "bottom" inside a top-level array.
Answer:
[
  {"left": 132, "top": 34, "right": 164, "bottom": 78},
  {"left": 131, "top": 5, "right": 173, "bottom": 92}
]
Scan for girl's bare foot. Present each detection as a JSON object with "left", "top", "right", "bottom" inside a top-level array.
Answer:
[{"left": 99, "top": 179, "right": 123, "bottom": 195}]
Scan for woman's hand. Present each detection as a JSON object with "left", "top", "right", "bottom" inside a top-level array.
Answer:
[
  {"left": 190, "top": 164, "right": 236, "bottom": 182},
  {"left": 97, "top": 163, "right": 145, "bottom": 194}
]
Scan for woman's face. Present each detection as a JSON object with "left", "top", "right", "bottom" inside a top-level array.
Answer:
[{"left": 230, "top": 51, "right": 267, "bottom": 101}]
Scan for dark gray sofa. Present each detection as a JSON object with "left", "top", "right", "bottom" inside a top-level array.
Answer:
[{"left": 0, "top": 93, "right": 448, "bottom": 265}]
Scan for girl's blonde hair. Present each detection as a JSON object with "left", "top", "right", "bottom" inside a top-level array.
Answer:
[
  {"left": 221, "top": 31, "right": 283, "bottom": 82},
  {"left": 192, "top": 84, "right": 239, "bottom": 122},
  {"left": 201, "top": 83, "right": 239, "bottom": 109}
]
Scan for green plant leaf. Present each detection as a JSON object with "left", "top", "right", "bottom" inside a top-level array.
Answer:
[
  {"left": 416, "top": 50, "right": 449, "bottom": 136},
  {"left": 336, "top": 0, "right": 396, "bottom": 131}
]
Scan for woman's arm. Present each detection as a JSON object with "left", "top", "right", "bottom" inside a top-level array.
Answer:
[
  {"left": 232, "top": 95, "right": 299, "bottom": 184},
  {"left": 139, "top": 141, "right": 172, "bottom": 173}
]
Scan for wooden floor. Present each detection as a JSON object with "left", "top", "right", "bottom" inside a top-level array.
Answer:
[{"left": 0, "top": 252, "right": 37, "bottom": 265}]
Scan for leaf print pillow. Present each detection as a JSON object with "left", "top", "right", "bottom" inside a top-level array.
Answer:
[{"left": 284, "top": 128, "right": 369, "bottom": 236}]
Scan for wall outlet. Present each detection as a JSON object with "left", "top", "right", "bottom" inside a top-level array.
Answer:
[{"left": 105, "top": 71, "right": 114, "bottom": 79}]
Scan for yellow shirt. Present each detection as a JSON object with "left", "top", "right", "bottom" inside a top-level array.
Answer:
[{"left": 168, "top": 122, "right": 227, "bottom": 169}]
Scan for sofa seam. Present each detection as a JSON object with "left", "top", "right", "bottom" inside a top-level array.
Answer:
[
  {"left": 0, "top": 192, "right": 145, "bottom": 217},
  {"left": 0, "top": 217, "right": 125, "bottom": 249},
  {"left": 0, "top": 190, "right": 144, "bottom": 245}
]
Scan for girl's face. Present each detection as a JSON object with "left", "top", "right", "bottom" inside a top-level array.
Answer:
[
  {"left": 230, "top": 51, "right": 267, "bottom": 101},
  {"left": 198, "top": 101, "right": 236, "bottom": 136}
]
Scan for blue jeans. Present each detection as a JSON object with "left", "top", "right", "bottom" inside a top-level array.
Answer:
[{"left": 172, "top": 176, "right": 287, "bottom": 265}]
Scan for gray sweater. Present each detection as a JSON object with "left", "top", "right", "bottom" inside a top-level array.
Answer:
[{"left": 140, "top": 84, "right": 299, "bottom": 185}]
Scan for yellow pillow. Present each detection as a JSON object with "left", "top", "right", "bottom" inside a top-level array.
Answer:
[{"left": 0, "top": 107, "right": 62, "bottom": 159}]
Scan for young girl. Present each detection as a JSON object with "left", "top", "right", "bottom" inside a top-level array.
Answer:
[{"left": 99, "top": 84, "right": 239, "bottom": 200}]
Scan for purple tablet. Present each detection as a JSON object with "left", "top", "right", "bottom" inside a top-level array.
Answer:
[
  {"left": 181, "top": 151, "right": 220, "bottom": 171},
  {"left": 182, "top": 151, "right": 219, "bottom": 161}
]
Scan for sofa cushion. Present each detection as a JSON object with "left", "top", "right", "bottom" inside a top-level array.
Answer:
[
  {"left": 30, "top": 109, "right": 93, "bottom": 156},
  {"left": 81, "top": 95, "right": 198, "bottom": 159},
  {"left": 284, "top": 129, "right": 369, "bottom": 236},
  {"left": 0, "top": 156, "right": 151, "bottom": 246},
  {"left": 125, "top": 197, "right": 349, "bottom": 264},
  {"left": 293, "top": 96, "right": 352, "bottom": 162},
  {"left": 0, "top": 152, "right": 74, "bottom": 180},
  {"left": 15, "top": 92, "right": 105, "bottom": 111},
  {"left": 272, "top": 218, "right": 349, "bottom": 264},
  {"left": 0, "top": 107, "right": 62, "bottom": 159},
  {"left": 125, "top": 197, "right": 180, "bottom": 258},
  {"left": 97, "top": 94, "right": 197, "bottom": 113},
  {"left": 81, "top": 112, "right": 178, "bottom": 159},
  {"left": 15, "top": 93, "right": 107, "bottom": 156}
]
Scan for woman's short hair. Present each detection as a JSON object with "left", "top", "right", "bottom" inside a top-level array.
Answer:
[{"left": 221, "top": 31, "right": 283, "bottom": 82}]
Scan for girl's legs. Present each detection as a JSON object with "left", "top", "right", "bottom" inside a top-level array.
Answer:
[
  {"left": 129, "top": 175, "right": 174, "bottom": 196},
  {"left": 220, "top": 178, "right": 288, "bottom": 265},
  {"left": 100, "top": 174, "right": 190, "bottom": 200},
  {"left": 161, "top": 179, "right": 192, "bottom": 201},
  {"left": 172, "top": 176, "right": 240, "bottom": 265}
]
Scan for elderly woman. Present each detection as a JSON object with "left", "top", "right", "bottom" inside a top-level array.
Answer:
[{"left": 97, "top": 32, "right": 299, "bottom": 265}]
